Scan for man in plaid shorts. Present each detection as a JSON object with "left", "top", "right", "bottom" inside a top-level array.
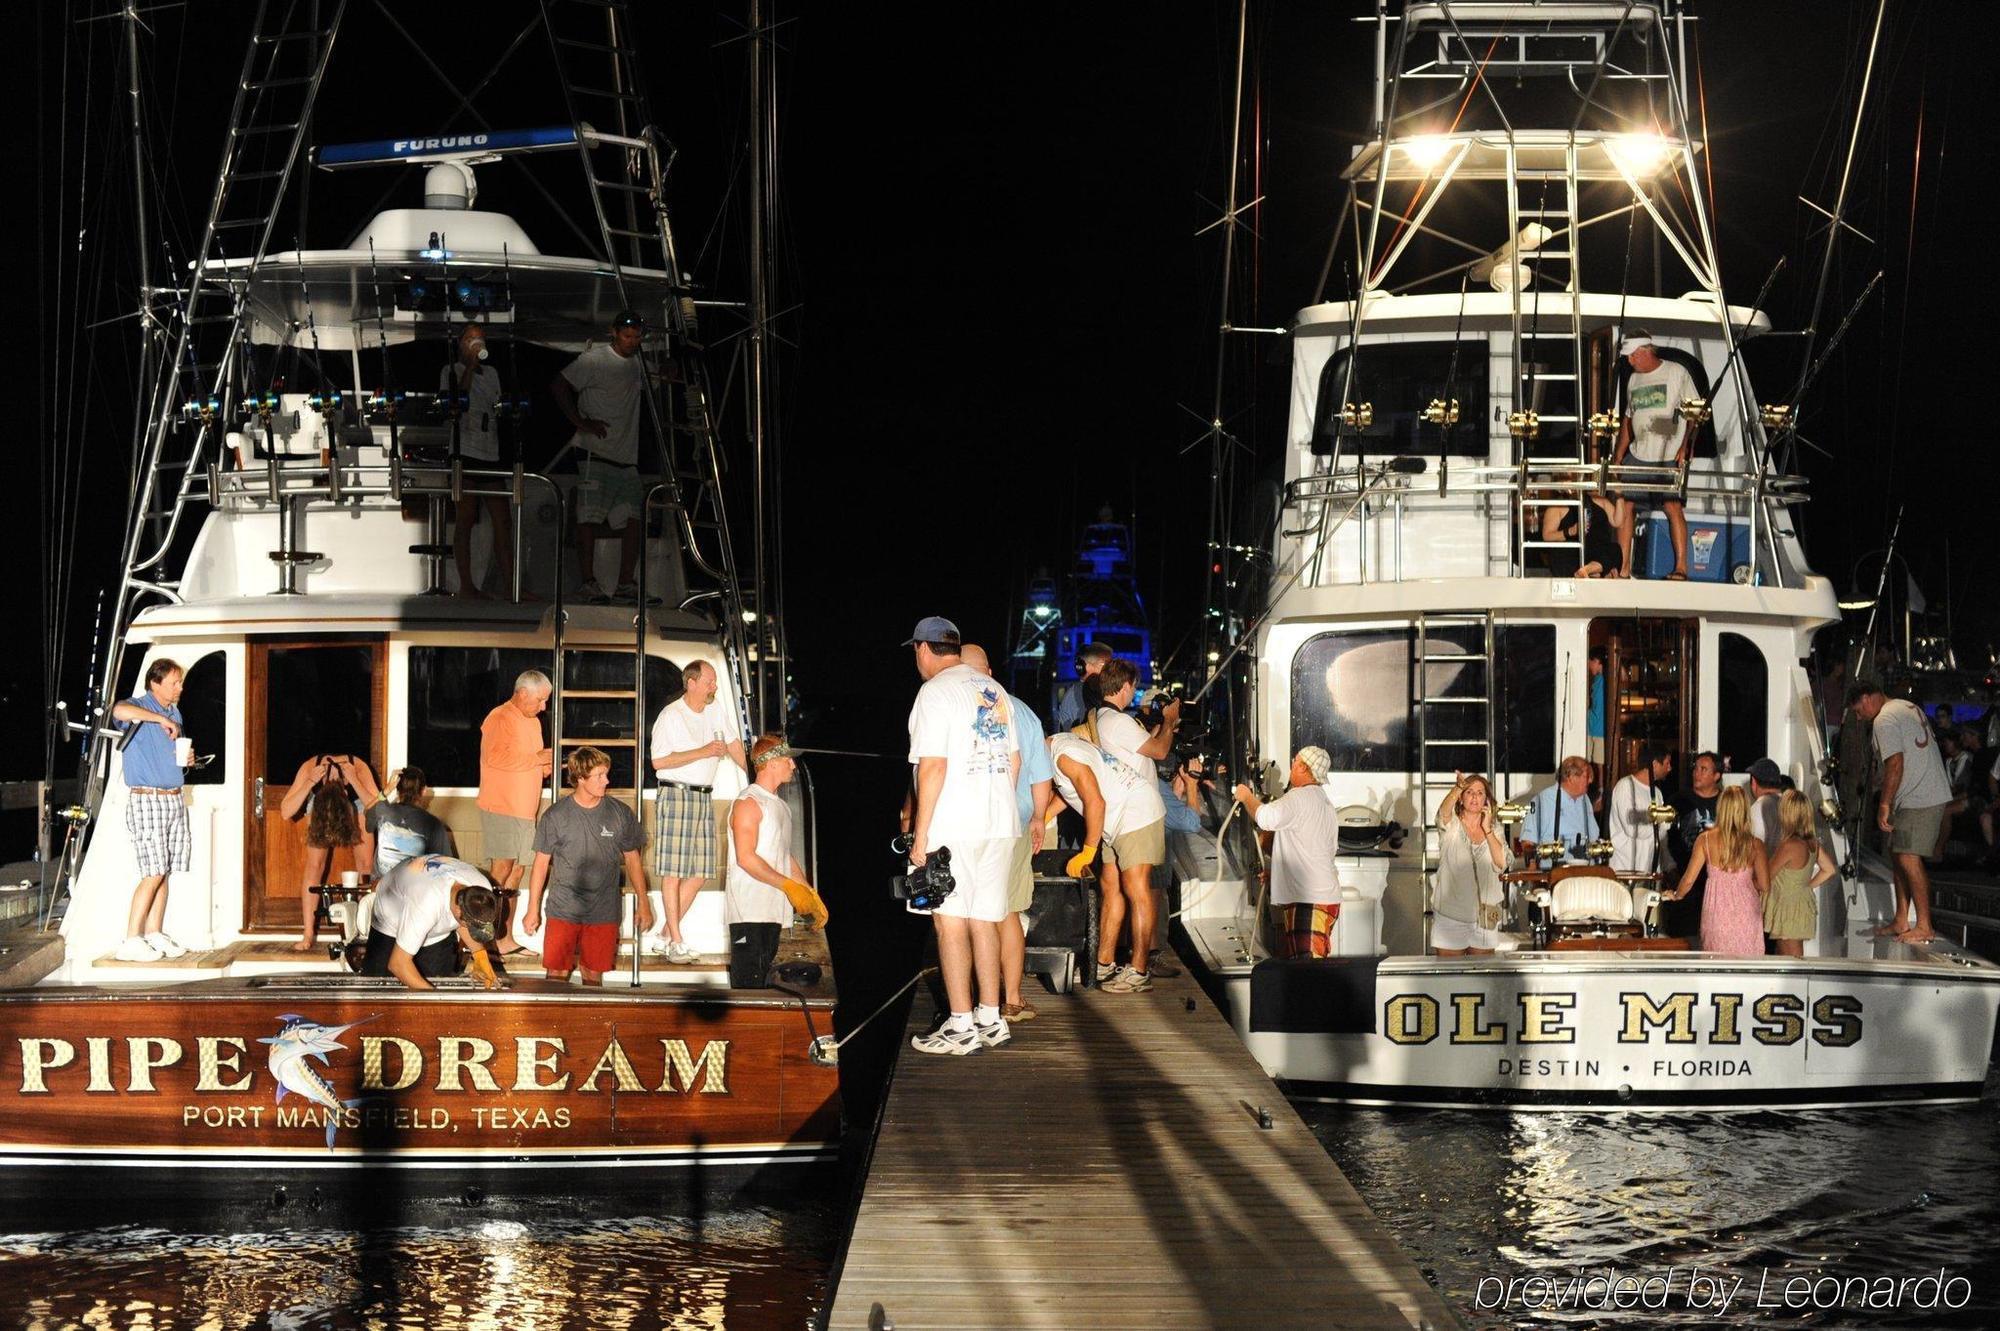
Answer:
[
  {"left": 111, "top": 659, "right": 193, "bottom": 962},
  {"left": 646, "top": 660, "right": 746, "bottom": 962}
]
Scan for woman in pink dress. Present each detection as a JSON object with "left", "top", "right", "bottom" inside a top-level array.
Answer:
[{"left": 1666, "top": 785, "right": 1768, "bottom": 955}]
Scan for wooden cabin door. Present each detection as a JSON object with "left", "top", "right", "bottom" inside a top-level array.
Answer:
[{"left": 244, "top": 640, "right": 386, "bottom": 931}]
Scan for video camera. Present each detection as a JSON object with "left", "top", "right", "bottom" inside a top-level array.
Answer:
[{"left": 889, "top": 835, "right": 956, "bottom": 912}]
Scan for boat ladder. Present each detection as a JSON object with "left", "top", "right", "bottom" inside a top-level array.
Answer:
[{"left": 1413, "top": 611, "right": 1498, "bottom": 882}]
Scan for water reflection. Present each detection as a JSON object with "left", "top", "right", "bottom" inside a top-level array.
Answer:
[
  {"left": 0, "top": 1204, "right": 834, "bottom": 1330},
  {"left": 1305, "top": 1079, "right": 2000, "bottom": 1329}
]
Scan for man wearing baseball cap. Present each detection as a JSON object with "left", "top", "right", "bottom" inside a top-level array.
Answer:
[
  {"left": 551, "top": 311, "right": 652, "bottom": 602},
  {"left": 901, "top": 616, "right": 1023, "bottom": 1055},
  {"left": 361, "top": 853, "right": 505, "bottom": 990},
  {"left": 1745, "top": 757, "right": 1787, "bottom": 857},
  {"left": 1233, "top": 746, "right": 1343, "bottom": 958},
  {"left": 1609, "top": 328, "right": 1707, "bottom": 580}
]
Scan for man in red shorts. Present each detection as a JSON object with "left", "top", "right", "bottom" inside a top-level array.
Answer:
[{"left": 523, "top": 746, "right": 650, "bottom": 984}]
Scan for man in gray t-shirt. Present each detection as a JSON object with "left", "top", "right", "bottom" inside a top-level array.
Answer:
[
  {"left": 1850, "top": 683, "right": 1948, "bottom": 943},
  {"left": 524, "top": 748, "right": 650, "bottom": 984}
]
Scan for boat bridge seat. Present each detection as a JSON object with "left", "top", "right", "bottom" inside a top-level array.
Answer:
[{"left": 1534, "top": 867, "right": 1659, "bottom": 935}]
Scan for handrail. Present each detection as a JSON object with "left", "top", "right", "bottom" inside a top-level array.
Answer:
[
  {"left": 1276, "top": 456, "right": 1810, "bottom": 589},
  {"left": 1282, "top": 459, "right": 1809, "bottom": 509}
]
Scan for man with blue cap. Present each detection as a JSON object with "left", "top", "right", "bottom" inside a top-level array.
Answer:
[{"left": 901, "top": 616, "right": 1023, "bottom": 1055}]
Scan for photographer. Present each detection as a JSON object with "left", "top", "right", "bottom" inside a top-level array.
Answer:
[
  {"left": 903, "top": 617, "right": 1023, "bottom": 1056},
  {"left": 1079, "top": 667, "right": 1172, "bottom": 990}
]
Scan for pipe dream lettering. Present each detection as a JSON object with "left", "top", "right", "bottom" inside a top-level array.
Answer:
[{"left": 9, "top": 1032, "right": 731, "bottom": 1096}]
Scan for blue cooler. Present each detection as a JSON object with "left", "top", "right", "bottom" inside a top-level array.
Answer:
[{"left": 1637, "top": 516, "right": 1750, "bottom": 582}]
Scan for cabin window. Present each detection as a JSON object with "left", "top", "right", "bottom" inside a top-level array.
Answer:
[
  {"left": 1310, "top": 341, "right": 1490, "bottom": 457},
  {"left": 405, "top": 647, "right": 555, "bottom": 789},
  {"left": 1289, "top": 625, "right": 1554, "bottom": 773},
  {"left": 1716, "top": 633, "right": 1767, "bottom": 773},
  {"left": 179, "top": 652, "right": 227, "bottom": 786}
]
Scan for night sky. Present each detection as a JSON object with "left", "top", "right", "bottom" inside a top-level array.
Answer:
[{"left": 12, "top": 2, "right": 1996, "bottom": 778}]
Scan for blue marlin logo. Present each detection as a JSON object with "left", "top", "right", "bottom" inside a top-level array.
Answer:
[{"left": 257, "top": 1013, "right": 378, "bottom": 1151}]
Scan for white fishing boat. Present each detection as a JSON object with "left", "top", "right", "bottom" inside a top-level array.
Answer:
[
  {"left": 1179, "top": 0, "right": 2000, "bottom": 1109},
  {"left": 4, "top": 3, "right": 838, "bottom": 1180}
]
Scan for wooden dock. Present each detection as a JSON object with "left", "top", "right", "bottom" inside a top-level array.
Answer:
[{"left": 825, "top": 968, "right": 1461, "bottom": 1330}]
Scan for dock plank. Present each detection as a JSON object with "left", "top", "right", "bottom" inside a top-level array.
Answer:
[{"left": 825, "top": 969, "right": 1460, "bottom": 1330}]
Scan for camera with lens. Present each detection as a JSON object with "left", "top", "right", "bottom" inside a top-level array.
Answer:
[{"left": 889, "top": 834, "right": 956, "bottom": 911}]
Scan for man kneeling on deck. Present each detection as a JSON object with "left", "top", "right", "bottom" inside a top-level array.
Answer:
[
  {"left": 725, "top": 734, "right": 828, "bottom": 988},
  {"left": 362, "top": 854, "right": 505, "bottom": 991},
  {"left": 1234, "top": 747, "right": 1342, "bottom": 958}
]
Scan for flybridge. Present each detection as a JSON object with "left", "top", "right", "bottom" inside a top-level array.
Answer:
[{"left": 317, "top": 126, "right": 580, "bottom": 169}]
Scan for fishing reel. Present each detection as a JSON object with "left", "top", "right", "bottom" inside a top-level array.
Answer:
[
  {"left": 1678, "top": 396, "right": 1711, "bottom": 426},
  {"left": 1760, "top": 403, "right": 1793, "bottom": 430},
  {"left": 1339, "top": 401, "right": 1374, "bottom": 431},
  {"left": 1420, "top": 398, "right": 1460, "bottom": 427},
  {"left": 1508, "top": 409, "right": 1541, "bottom": 440},
  {"left": 1585, "top": 838, "right": 1617, "bottom": 864},
  {"left": 1648, "top": 804, "right": 1679, "bottom": 827},
  {"left": 1587, "top": 410, "right": 1618, "bottom": 439}
]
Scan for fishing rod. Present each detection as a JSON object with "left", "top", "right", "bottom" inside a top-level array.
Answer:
[{"left": 1771, "top": 271, "right": 1884, "bottom": 471}]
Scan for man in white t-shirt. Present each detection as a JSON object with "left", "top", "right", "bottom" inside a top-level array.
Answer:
[
  {"left": 1085, "top": 658, "right": 1179, "bottom": 781},
  {"left": 1234, "top": 747, "right": 1343, "bottom": 958},
  {"left": 1851, "top": 682, "right": 1950, "bottom": 943},
  {"left": 647, "top": 659, "right": 749, "bottom": 963},
  {"left": 361, "top": 854, "right": 503, "bottom": 990},
  {"left": 444, "top": 323, "right": 515, "bottom": 598},
  {"left": 1610, "top": 330, "right": 1702, "bottom": 580},
  {"left": 1745, "top": 758, "right": 1787, "bottom": 857},
  {"left": 551, "top": 310, "right": 651, "bottom": 602},
  {"left": 1607, "top": 745, "right": 1673, "bottom": 873},
  {"left": 902, "top": 616, "right": 1022, "bottom": 1056}
]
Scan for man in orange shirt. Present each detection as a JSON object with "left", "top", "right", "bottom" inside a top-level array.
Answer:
[{"left": 480, "top": 669, "right": 554, "bottom": 950}]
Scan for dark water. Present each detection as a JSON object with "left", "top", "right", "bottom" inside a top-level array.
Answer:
[
  {"left": 0, "top": 1201, "right": 839, "bottom": 1329},
  {"left": 1304, "top": 1072, "right": 2000, "bottom": 1329}
]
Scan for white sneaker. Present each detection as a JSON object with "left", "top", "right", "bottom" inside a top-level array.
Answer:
[
  {"left": 145, "top": 932, "right": 188, "bottom": 959},
  {"left": 974, "top": 1018, "right": 1012, "bottom": 1049},
  {"left": 668, "top": 941, "right": 701, "bottom": 964},
  {"left": 642, "top": 934, "right": 673, "bottom": 957},
  {"left": 577, "top": 579, "right": 610, "bottom": 604},
  {"left": 114, "top": 936, "right": 163, "bottom": 963}
]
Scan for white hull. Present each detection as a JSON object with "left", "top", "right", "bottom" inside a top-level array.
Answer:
[{"left": 1186, "top": 919, "right": 2000, "bottom": 1110}]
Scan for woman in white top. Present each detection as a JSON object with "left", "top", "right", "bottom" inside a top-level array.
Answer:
[
  {"left": 725, "top": 735, "right": 827, "bottom": 986},
  {"left": 1432, "top": 771, "right": 1510, "bottom": 955}
]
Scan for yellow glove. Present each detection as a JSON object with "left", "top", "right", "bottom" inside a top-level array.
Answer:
[
  {"left": 466, "top": 946, "right": 500, "bottom": 991},
  {"left": 1065, "top": 844, "right": 1099, "bottom": 878},
  {"left": 779, "top": 877, "right": 830, "bottom": 929}
]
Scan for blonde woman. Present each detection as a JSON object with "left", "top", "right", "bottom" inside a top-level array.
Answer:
[
  {"left": 1764, "top": 789, "right": 1838, "bottom": 957},
  {"left": 1668, "top": 784, "right": 1768, "bottom": 955},
  {"left": 1431, "top": 772, "right": 1510, "bottom": 955}
]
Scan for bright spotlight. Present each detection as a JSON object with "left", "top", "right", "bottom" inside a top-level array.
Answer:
[
  {"left": 1401, "top": 135, "right": 1452, "bottom": 168},
  {"left": 1608, "top": 133, "right": 1671, "bottom": 176}
]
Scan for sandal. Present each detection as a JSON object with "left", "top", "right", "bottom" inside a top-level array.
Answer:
[
  {"left": 1666, "top": 570, "right": 1687, "bottom": 581},
  {"left": 496, "top": 941, "right": 529, "bottom": 957}
]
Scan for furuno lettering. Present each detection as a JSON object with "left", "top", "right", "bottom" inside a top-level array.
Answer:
[
  {"left": 1380, "top": 991, "right": 1865, "bottom": 1048},
  {"left": 391, "top": 134, "right": 490, "bottom": 154}
]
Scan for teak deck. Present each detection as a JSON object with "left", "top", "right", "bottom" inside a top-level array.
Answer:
[{"left": 826, "top": 969, "right": 1461, "bottom": 1330}]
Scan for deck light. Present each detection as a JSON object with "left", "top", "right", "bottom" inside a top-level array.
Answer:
[
  {"left": 1608, "top": 133, "right": 1671, "bottom": 177},
  {"left": 1401, "top": 135, "right": 1452, "bottom": 168}
]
